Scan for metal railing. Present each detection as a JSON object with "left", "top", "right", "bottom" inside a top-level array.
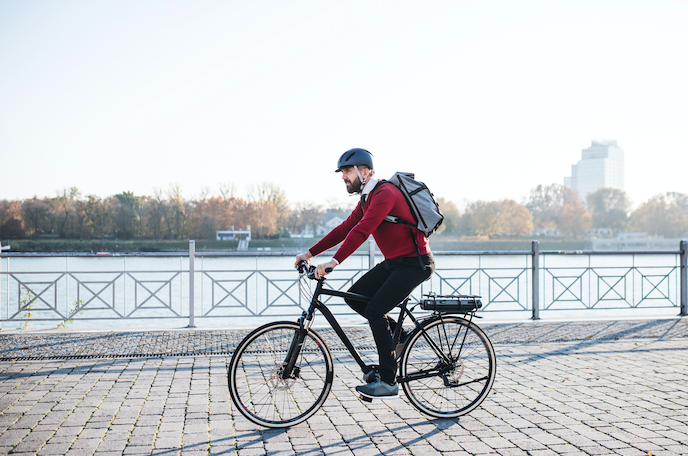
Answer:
[{"left": 1, "top": 240, "right": 686, "bottom": 329}]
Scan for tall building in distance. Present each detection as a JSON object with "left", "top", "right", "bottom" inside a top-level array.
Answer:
[{"left": 564, "top": 140, "right": 624, "bottom": 200}]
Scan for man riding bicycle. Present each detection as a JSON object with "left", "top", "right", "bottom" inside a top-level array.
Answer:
[{"left": 295, "top": 148, "right": 435, "bottom": 399}]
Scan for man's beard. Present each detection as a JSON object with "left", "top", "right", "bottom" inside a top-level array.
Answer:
[{"left": 344, "top": 176, "right": 362, "bottom": 194}]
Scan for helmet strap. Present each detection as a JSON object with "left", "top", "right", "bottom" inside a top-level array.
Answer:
[{"left": 354, "top": 165, "right": 367, "bottom": 193}]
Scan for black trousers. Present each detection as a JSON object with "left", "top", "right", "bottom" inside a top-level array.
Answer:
[{"left": 345, "top": 253, "right": 435, "bottom": 383}]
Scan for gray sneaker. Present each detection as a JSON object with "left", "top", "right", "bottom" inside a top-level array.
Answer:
[{"left": 356, "top": 379, "right": 399, "bottom": 399}]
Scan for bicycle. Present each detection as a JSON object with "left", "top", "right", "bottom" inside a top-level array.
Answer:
[{"left": 227, "top": 262, "right": 497, "bottom": 428}]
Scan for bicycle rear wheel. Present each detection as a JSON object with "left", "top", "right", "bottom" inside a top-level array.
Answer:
[
  {"left": 400, "top": 315, "right": 496, "bottom": 418},
  {"left": 228, "top": 321, "right": 334, "bottom": 428}
]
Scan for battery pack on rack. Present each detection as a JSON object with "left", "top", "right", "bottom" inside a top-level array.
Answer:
[{"left": 420, "top": 293, "right": 482, "bottom": 313}]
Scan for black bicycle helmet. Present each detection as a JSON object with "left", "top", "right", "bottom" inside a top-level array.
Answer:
[{"left": 335, "top": 148, "right": 374, "bottom": 172}]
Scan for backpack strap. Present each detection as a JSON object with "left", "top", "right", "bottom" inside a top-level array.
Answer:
[
  {"left": 406, "top": 223, "right": 426, "bottom": 270},
  {"left": 360, "top": 180, "right": 384, "bottom": 208},
  {"left": 368, "top": 181, "right": 413, "bottom": 224}
]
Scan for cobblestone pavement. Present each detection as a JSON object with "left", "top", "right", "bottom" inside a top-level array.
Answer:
[{"left": 0, "top": 320, "right": 687, "bottom": 455}]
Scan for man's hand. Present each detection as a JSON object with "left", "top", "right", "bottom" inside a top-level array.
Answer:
[
  {"left": 295, "top": 251, "right": 313, "bottom": 269},
  {"left": 315, "top": 260, "right": 337, "bottom": 278}
]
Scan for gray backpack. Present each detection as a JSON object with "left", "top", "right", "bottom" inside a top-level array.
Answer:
[
  {"left": 368, "top": 172, "right": 444, "bottom": 269},
  {"left": 382, "top": 172, "right": 444, "bottom": 236}
]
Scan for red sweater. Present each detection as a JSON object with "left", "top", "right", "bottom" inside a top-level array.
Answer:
[{"left": 309, "top": 183, "right": 430, "bottom": 264}]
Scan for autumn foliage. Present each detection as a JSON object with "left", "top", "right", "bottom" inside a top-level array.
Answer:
[
  {"left": 1, "top": 183, "right": 688, "bottom": 241},
  {"left": 0, "top": 184, "right": 292, "bottom": 241}
]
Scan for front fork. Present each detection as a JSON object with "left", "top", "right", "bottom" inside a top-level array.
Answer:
[
  {"left": 281, "top": 276, "right": 324, "bottom": 380},
  {"left": 280, "top": 310, "right": 312, "bottom": 379}
]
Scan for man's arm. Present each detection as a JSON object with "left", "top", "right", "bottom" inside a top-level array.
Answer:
[
  {"left": 308, "top": 203, "right": 363, "bottom": 258},
  {"left": 294, "top": 203, "right": 363, "bottom": 273},
  {"left": 330, "top": 186, "right": 395, "bottom": 264}
]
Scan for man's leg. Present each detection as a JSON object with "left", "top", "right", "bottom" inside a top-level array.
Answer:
[
  {"left": 344, "top": 262, "right": 390, "bottom": 319},
  {"left": 365, "top": 256, "right": 435, "bottom": 385},
  {"left": 345, "top": 263, "right": 404, "bottom": 334}
]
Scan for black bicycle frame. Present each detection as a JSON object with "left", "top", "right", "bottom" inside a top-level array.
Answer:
[
  {"left": 282, "top": 275, "right": 472, "bottom": 383},
  {"left": 282, "top": 277, "right": 381, "bottom": 377}
]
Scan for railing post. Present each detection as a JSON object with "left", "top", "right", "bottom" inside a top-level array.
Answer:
[
  {"left": 188, "top": 240, "right": 196, "bottom": 328},
  {"left": 368, "top": 238, "right": 376, "bottom": 270},
  {"left": 532, "top": 240, "right": 540, "bottom": 320},
  {"left": 681, "top": 240, "right": 687, "bottom": 316}
]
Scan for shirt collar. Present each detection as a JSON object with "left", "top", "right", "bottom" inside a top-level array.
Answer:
[{"left": 361, "top": 178, "right": 379, "bottom": 196}]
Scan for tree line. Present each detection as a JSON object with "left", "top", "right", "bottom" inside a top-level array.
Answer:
[
  {"left": 0, "top": 183, "right": 347, "bottom": 242},
  {"left": 1, "top": 183, "right": 688, "bottom": 241},
  {"left": 440, "top": 185, "right": 688, "bottom": 239}
]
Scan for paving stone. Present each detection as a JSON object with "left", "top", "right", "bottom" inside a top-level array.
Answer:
[
  {"left": 122, "top": 444, "right": 155, "bottom": 454},
  {"left": 70, "top": 436, "right": 103, "bottom": 449},
  {"left": 37, "top": 443, "right": 72, "bottom": 455},
  {"left": 12, "top": 439, "right": 47, "bottom": 453},
  {"left": 237, "top": 448, "right": 269, "bottom": 456},
  {"left": 495, "top": 449, "right": 529, "bottom": 456},
  {"left": 209, "top": 446, "right": 237, "bottom": 455},
  {"left": 126, "top": 434, "right": 156, "bottom": 446},
  {"left": 154, "top": 437, "right": 183, "bottom": 449},
  {"left": 96, "top": 439, "right": 128, "bottom": 452}
]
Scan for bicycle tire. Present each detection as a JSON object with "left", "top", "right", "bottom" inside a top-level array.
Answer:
[
  {"left": 227, "top": 321, "right": 334, "bottom": 428},
  {"left": 400, "top": 315, "right": 496, "bottom": 418}
]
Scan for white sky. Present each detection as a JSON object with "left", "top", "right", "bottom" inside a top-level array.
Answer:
[{"left": 1, "top": 0, "right": 687, "bottom": 210}]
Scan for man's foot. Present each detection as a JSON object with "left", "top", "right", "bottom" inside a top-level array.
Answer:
[
  {"left": 363, "top": 368, "right": 379, "bottom": 384},
  {"left": 356, "top": 379, "right": 398, "bottom": 399}
]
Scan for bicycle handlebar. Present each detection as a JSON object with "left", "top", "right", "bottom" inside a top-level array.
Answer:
[
  {"left": 296, "top": 260, "right": 333, "bottom": 280},
  {"left": 296, "top": 261, "right": 310, "bottom": 274}
]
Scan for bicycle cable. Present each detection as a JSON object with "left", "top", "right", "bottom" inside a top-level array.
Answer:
[{"left": 298, "top": 270, "right": 314, "bottom": 309}]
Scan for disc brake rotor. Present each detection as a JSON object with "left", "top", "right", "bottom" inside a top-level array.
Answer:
[{"left": 268, "top": 365, "right": 298, "bottom": 390}]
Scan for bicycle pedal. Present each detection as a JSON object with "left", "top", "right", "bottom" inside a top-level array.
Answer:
[
  {"left": 359, "top": 394, "right": 373, "bottom": 403},
  {"left": 363, "top": 370, "right": 379, "bottom": 383}
]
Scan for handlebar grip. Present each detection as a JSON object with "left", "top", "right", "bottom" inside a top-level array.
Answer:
[{"left": 325, "top": 267, "right": 333, "bottom": 273}]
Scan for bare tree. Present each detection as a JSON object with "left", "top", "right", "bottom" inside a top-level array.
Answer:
[
  {"left": 0, "top": 200, "right": 24, "bottom": 238},
  {"left": 247, "top": 182, "right": 290, "bottom": 235},
  {"left": 166, "top": 184, "right": 186, "bottom": 240},
  {"left": 462, "top": 200, "right": 533, "bottom": 237},
  {"left": 291, "top": 201, "right": 323, "bottom": 234},
  {"left": 631, "top": 192, "right": 688, "bottom": 238},
  {"left": 436, "top": 198, "right": 460, "bottom": 236},
  {"left": 218, "top": 182, "right": 237, "bottom": 200},
  {"left": 54, "top": 187, "right": 81, "bottom": 237},
  {"left": 324, "top": 197, "right": 357, "bottom": 213},
  {"left": 525, "top": 184, "right": 579, "bottom": 230},
  {"left": 586, "top": 188, "right": 631, "bottom": 232},
  {"left": 22, "top": 198, "right": 50, "bottom": 239},
  {"left": 558, "top": 202, "right": 592, "bottom": 237}
]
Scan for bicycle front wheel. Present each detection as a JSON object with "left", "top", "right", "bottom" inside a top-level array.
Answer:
[
  {"left": 400, "top": 315, "right": 496, "bottom": 418},
  {"left": 228, "top": 321, "right": 334, "bottom": 428}
]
